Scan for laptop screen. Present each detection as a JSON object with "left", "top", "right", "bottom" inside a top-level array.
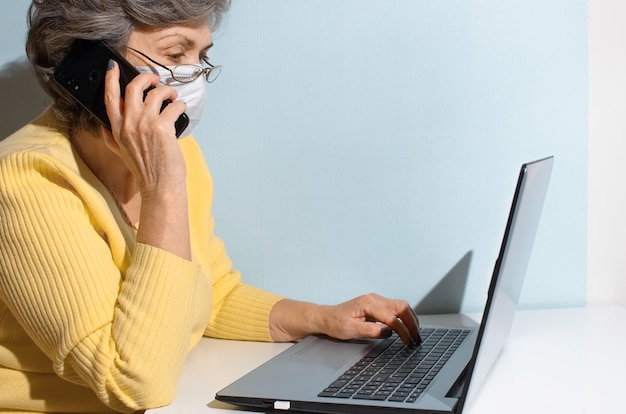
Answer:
[{"left": 460, "top": 156, "right": 554, "bottom": 410}]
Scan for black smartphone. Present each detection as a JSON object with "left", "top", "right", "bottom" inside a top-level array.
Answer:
[{"left": 54, "top": 39, "right": 189, "bottom": 138}]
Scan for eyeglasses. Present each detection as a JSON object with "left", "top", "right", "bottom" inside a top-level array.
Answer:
[{"left": 127, "top": 47, "right": 222, "bottom": 83}]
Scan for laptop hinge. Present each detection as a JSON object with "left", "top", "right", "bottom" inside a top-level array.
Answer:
[{"left": 446, "top": 364, "right": 469, "bottom": 399}]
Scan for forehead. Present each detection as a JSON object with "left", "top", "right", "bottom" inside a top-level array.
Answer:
[{"left": 131, "top": 20, "right": 213, "bottom": 49}]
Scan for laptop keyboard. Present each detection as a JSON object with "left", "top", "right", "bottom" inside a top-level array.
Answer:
[{"left": 318, "top": 328, "right": 470, "bottom": 403}]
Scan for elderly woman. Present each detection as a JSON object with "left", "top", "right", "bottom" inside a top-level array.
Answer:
[{"left": 0, "top": 1, "right": 420, "bottom": 413}]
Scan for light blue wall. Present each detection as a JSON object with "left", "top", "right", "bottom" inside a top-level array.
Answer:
[{"left": 0, "top": 1, "right": 587, "bottom": 313}]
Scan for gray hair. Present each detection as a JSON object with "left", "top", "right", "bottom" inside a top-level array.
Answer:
[{"left": 26, "top": 0, "right": 231, "bottom": 133}]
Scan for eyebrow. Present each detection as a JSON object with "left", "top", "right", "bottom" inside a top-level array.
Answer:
[{"left": 157, "top": 33, "right": 214, "bottom": 51}]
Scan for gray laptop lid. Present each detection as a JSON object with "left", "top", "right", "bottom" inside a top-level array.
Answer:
[
  {"left": 216, "top": 156, "right": 554, "bottom": 414},
  {"left": 459, "top": 155, "right": 554, "bottom": 411}
]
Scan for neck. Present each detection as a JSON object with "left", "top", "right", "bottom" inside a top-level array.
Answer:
[{"left": 70, "top": 128, "right": 141, "bottom": 225}]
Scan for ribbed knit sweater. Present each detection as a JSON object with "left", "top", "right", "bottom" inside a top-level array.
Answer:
[{"left": 0, "top": 110, "right": 282, "bottom": 413}]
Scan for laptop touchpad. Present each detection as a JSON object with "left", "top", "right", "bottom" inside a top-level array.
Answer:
[{"left": 290, "top": 336, "right": 375, "bottom": 371}]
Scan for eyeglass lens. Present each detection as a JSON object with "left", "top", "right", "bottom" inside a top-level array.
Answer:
[{"left": 172, "top": 65, "right": 221, "bottom": 83}]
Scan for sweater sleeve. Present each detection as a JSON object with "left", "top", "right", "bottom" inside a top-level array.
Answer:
[
  {"left": 203, "top": 230, "right": 283, "bottom": 341},
  {"left": 180, "top": 137, "right": 284, "bottom": 342},
  {"left": 0, "top": 151, "right": 202, "bottom": 413}
]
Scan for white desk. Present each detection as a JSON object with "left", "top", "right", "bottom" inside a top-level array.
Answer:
[{"left": 149, "top": 306, "right": 626, "bottom": 414}]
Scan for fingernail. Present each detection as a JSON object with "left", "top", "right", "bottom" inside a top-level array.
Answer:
[
  {"left": 380, "top": 328, "right": 393, "bottom": 338},
  {"left": 107, "top": 59, "right": 115, "bottom": 70}
]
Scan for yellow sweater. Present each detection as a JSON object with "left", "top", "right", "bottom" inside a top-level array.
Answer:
[{"left": 0, "top": 110, "right": 282, "bottom": 413}]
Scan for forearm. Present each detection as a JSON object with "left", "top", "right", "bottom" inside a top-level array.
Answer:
[{"left": 101, "top": 243, "right": 199, "bottom": 410}]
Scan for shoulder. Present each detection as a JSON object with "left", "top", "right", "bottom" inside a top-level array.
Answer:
[
  {"left": 0, "top": 108, "right": 78, "bottom": 175},
  {"left": 0, "top": 110, "right": 89, "bottom": 218}
]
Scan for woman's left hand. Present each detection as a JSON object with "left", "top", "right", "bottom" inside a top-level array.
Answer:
[
  {"left": 318, "top": 293, "right": 421, "bottom": 346},
  {"left": 270, "top": 293, "right": 421, "bottom": 346}
]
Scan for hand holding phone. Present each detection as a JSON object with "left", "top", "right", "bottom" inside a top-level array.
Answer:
[{"left": 54, "top": 39, "right": 189, "bottom": 138}]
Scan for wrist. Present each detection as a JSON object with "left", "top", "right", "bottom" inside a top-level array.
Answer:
[
  {"left": 139, "top": 177, "right": 187, "bottom": 201},
  {"left": 269, "top": 299, "right": 330, "bottom": 342}
]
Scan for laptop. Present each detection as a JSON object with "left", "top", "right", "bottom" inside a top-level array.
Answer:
[{"left": 216, "top": 156, "right": 554, "bottom": 414}]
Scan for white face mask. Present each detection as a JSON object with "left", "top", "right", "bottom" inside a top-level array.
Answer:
[{"left": 135, "top": 66, "right": 206, "bottom": 138}]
